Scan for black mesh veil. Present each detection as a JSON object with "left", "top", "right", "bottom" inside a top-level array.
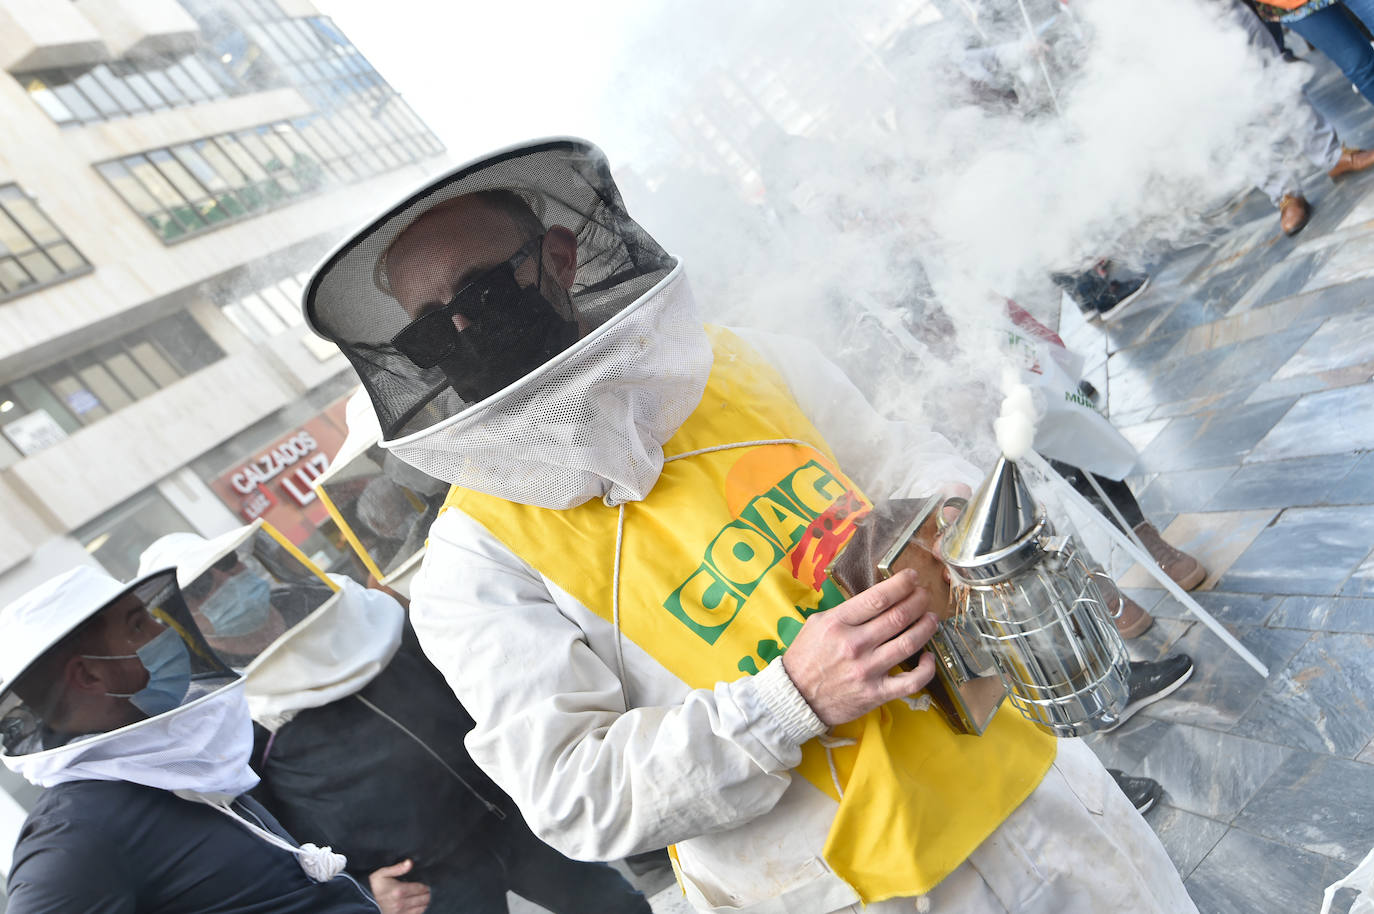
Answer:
[{"left": 304, "top": 139, "right": 675, "bottom": 441}]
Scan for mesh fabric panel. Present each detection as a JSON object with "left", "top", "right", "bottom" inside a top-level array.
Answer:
[{"left": 305, "top": 139, "right": 676, "bottom": 442}]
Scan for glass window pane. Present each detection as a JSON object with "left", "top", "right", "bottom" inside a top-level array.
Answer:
[
  {"left": 193, "top": 138, "right": 246, "bottom": 185},
  {"left": 18, "top": 251, "right": 59, "bottom": 284},
  {"left": 73, "top": 69, "right": 123, "bottom": 118},
  {"left": 148, "top": 313, "right": 224, "bottom": 374},
  {"left": 178, "top": 56, "right": 225, "bottom": 99},
  {"left": 98, "top": 161, "right": 162, "bottom": 215},
  {"left": 170, "top": 144, "right": 229, "bottom": 192},
  {"left": 221, "top": 301, "right": 265, "bottom": 340},
  {"left": 126, "top": 155, "right": 191, "bottom": 211},
  {"left": 22, "top": 75, "right": 75, "bottom": 123},
  {"left": 164, "top": 60, "right": 208, "bottom": 103},
  {"left": 130, "top": 341, "right": 180, "bottom": 387},
  {"left": 105, "top": 352, "right": 158, "bottom": 399},
  {"left": 52, "top": 79, "right": 99, "bottom": 122},
  {"left": 0, "top": 211, "right": 34, "bottom": 256},
  {"left": 149, "top": 149, "right": 210, "bottom": 202},
  {"left": 240, "top": 293, "right": 287, "bottom": 335},
  {"left": 0, "top": 257, "right": 33, "bottom": 292},
  {"left": 77, "top": 364, "right": 133, "bottom": 411},
  {"left": 259, "top": 283, "right": 302, "bottom": 325},
  {"left": 46, "top": 244, "right": 86, "bottom": 272},
  {"left": 214, "top": 135, "right": 269, "bottom": 181},
  {"left": 1, "top": 191, "right": 62, "bottom": 244},
  {"left": 11, "top": 377, "right": 79, "bottom": 433},
  {"left": 120, "top": 67, "right": 169, "bottom": 109},
  {"left": 88, "top": 64, "right": 146, "bottom": 113},
  {"left": 144, "top": 67, "right": 187, "bottom": 106},
  {"left": 47, "top": 372, "right": 108, "bottom": 423}
]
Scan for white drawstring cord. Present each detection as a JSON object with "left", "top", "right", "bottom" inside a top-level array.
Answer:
[
  {"left": 180, "top": 792, "right": 347, "bottom": 883},
  {"left": 611, "top": 501, "right": 630, "bottom": 711}
]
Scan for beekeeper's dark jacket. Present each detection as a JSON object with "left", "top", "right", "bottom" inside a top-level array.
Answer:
[{"left": 6, "top": 779, "right": 377, "bottom": 913}]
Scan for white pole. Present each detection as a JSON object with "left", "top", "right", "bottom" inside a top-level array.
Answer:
[{"left": 1023, "top": 449, "right": 1269, "bottom": 677}]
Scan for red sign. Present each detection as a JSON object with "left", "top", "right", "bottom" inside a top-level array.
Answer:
[{"left": 208, "top": 399, "right": 351, "bottom": 544}]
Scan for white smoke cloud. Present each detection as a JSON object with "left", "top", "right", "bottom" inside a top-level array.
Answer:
[{"left": 598, "top": 0, "right": 1311, "bottom": 467}]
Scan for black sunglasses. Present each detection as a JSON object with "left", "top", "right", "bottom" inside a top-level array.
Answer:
[{"left": 390, "top": 236, "right": 544, "bottom": 369}]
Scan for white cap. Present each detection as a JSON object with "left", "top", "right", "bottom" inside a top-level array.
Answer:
[{"left": 0, "top": 566, "right": 172, "bottom": 697}]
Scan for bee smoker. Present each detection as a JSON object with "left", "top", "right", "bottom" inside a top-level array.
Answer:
[{"left": 939, "top": 455, "right": 1131, "bottom": 736}]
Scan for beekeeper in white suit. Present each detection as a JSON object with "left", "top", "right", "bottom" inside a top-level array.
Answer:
[
  {"left": 302, "top": 137, "right": 1198, "bottom": 913},
  {"left": 0, "top": 565, "right": 376, "bottom": 913}
]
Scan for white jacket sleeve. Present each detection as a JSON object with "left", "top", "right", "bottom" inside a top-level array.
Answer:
[
  {"left": 729, "top": 326, "right": 983, "bottom": 495},
  {"left": 409, "top": 509, "right": 828, "bottom": 861}
]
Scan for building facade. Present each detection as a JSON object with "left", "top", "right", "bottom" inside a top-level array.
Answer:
[{"left": 0, "top": 0, "right": 450, "bottom": 870}]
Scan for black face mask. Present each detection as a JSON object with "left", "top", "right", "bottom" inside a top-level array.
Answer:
[{"left": 390, "top": 236, "right": 580, "bottom": 403}]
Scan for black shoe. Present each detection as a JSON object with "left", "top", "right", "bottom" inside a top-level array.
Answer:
[
  {"left": 1093, "top": 274, "right": 1151, "bottom": 320},
  {"left": 1108, "top": 769, "right": 1163, "bottom": 814},
  {"left": 1101, "top": 654, "right": 1194, "bottom": 733}
]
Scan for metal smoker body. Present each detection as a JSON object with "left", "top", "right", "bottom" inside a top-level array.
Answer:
[{"left": 940, "top": 456, "right": 1131, "bottom": 737}]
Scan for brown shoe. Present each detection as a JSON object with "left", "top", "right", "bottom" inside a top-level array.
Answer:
[
  {"left": 1328, "top": 146, "right": 1374, "bottom": 180},
  {"left": 1279, "top": 194, "right": 1311, "bottom": 236},
  {"left": 1133, "top": 522, "right": 1207, "bottom": 591},
  {"left": 1098, "top": 574, "right": 1154, "bottom": 639}
]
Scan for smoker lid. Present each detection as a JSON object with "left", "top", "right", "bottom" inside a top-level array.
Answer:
[{"left": 940, "top": 456, "right": 1048, "bottom": 583}]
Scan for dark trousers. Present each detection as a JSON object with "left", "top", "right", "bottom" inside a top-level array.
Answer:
[
  {"left": 1049, "top": 460, "right": 1146, "bottom": 534},
  {"left": 426, "top": 811, "right": 650, "bottom": 914}
]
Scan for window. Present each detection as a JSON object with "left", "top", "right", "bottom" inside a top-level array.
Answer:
[
  {"left": 75, "top": 488, "right": 196, "bottom": 581},
  {"left": 0, "top": 184, "right": 91, "bottom": 301},
  {"left": 0, "top": 312, "right": 224, "bottom": 454},
  {"left": 216, "top": 270, "right": 310, "bottom": 340}
]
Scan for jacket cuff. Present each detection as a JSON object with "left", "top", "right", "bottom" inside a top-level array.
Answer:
[{"left": 753, "top": 656, "right": 827, "bottom": 746}]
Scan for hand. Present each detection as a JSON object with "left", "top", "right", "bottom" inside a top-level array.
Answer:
[
  {"left": 781, "top": 570, "right": 939, "bottom": 727},
  {"left": 369, "top": 859, "right": 431, "bottom": 914}
]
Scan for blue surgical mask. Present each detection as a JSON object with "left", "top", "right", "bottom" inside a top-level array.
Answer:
[
  {"left": 87, "top": 627, "right": 193, "bottom": 717},
  {"left": 200, "top": 574, "right": 272, "bottom": 638}
]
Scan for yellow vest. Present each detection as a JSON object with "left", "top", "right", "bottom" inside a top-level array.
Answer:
[{"left": 443, "top": 328, "right": 1056, "bottom": 901}]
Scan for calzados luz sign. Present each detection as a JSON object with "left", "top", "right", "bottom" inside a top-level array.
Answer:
[{"left": 229, "top": 431, "right": 329, "bottom": 506}]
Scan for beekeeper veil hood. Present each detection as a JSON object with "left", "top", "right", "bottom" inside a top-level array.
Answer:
[
  {"left": 0, "top": 566, "right": 252, "bottom": 797},
  {"left": 304, "top": 137, "right": 714, "bottom": 509}
]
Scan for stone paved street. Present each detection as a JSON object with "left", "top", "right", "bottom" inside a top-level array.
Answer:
[{"left": 1062, "top": 53, "right": 1374, "bottom": 914}]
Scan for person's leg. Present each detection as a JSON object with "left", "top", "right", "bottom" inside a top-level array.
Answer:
[
  {"left": 425, "top": 847, "right": 512, "bottom": 914},
  {"left": 492, "top": 812, "right": 650, "bottom": 914},
  {"left": 1289, "top": 4, "right": 1374, "bottom": 105}
]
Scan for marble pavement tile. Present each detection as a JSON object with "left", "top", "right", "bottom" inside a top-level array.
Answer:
[
  {"left": 1137, "top": 399, "right": 1298, "bottom": 473},
  {"left": 1244, "top": 372, "right": 1332, "bottom": 406},
  {"left": 1332, "top": 453, "right": 1374, "bottom": 505},
  {"left": 1125, "top": 617, "right": 1193, "bottom": 664},
  {"left": 1339, "top": 551, "right": 1374, "bottom": 598},
  {"left": 1246, "top": 384, "right": 1374, "bottom": 462},
  {"left": 1183, "top": 322, "right": 1323, "bottom": 402},
  {"left": 1117, "top": 418, "right": 1172, "bottom": 455},
  {"left": 1135, "top": 468, "right": 1238, "bottom": 517},
  {"left": 1134, "top": 724, "right": 1291, "bottom": 820},
  {"left": 1143, "top": 806, "right": 1229, "bottom": 882},
  {"left": 1083, "top": 716, "right": 1172, "bottom": 773},
  {"left": 1185, "top": 828, "right": 1354, "bottom": 914},
  {"left": 1217, "top": 505, "right": 1374, "bottom": 596},
  {"left": 1136, "top": 622, "right": 1306, "bottom": 731},
  {"left": 1233, "top": 632, "right": 1374, "bottom": 757},
  {"left": 1205, "top": 454, "right": 1363, "bottom": 511},
  {"left": 1234, "top": 752, "right": 1374, "bottom": 863},
  {"left": 1298, "top": 229, "right": 1374, "bottom": 294},
  {"left": 1118, "top": 510, "right": 1276, "bottom": 591},
  {"left": 1267, "top": 595, "right": 1374, "bottom": 634},
  {"left": 1148, "top": 590, "right": 1282, "bottom": 627},
  {"left": 1275, "top": 311, "right": 1374, "bottom": 380}
]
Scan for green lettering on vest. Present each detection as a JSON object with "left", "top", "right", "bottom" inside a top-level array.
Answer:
[
  {"left": 739, "top": 494, "right": 811, "bottom": 551},
  {"left": 778, "top": 461, "right": 845, "bottom": 516},
  {"left": 705, "top": 521, "right": 785, "bottom": 597},
  {"left": 663, "top": 564, "right": 744, "bottom": 644}
]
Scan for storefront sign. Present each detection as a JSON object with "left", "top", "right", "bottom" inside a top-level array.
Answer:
[{"left": 3, "top": 409, "right": 68, "bottom": 456}]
